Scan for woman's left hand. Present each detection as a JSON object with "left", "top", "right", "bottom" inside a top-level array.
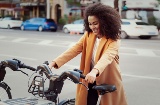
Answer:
[{"left": 85, "top": 69, "right": 99, "bottom": 83}]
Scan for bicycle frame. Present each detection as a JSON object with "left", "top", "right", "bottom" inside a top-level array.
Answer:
[{"left": 28, "top": 64, "right": 83, "bottom": 104}]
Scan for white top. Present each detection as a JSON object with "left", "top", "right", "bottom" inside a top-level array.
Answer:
[{"left": 91, "top": 37, "right": 101, "bottom": 69}]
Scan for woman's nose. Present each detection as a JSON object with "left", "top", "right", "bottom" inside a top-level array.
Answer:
[{"left": 90, "top": 25, "right": 95, "bottom": 29}]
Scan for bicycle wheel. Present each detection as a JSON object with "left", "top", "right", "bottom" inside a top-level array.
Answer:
[{"left": 0, "top": 82, "right": 12, "bottom": 101}]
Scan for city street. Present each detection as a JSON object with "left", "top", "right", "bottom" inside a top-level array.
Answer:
[{"left": 0, "top": 29, "right": 160, "bottom": 105}]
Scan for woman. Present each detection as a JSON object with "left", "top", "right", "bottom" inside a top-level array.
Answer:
[{"left": 49, "top": 3, "right": 128, "bottom": 105}]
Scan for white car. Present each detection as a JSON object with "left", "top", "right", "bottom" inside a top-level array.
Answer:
[
  {"left": 121, "top": 19, "right": 159, "bottom": 39},
  {"left": 0, "top": 17, "right": 22, "bottom": 29},
  {"left": 63, "top": 19, "right": 84, "bottom": 34}
]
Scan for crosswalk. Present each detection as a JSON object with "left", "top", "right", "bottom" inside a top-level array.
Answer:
[
  {"left": 119, "top": 47, "right": 160, "bottom": 57},
  {"left": 0, "top": 36, "right": 160, "bottom": 57}
]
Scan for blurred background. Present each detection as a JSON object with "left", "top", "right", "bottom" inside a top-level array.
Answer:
[
  {"left": 0, "top": 0, "right": 160, "bottom": 28},
  {"left": 0, "top": 0, "right": 160, "bottom": 105}
]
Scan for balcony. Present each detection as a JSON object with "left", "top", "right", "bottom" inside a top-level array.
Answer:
[{"left": 20, "top": 0, "right": 45, "bottom": 3}]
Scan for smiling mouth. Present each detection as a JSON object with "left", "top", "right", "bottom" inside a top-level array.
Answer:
[
  {"left": 92, "top": 30, "right": 97, "bottom": 33},
  {"left": 93, "top": 30, "right": 98, "bottom": 33}
]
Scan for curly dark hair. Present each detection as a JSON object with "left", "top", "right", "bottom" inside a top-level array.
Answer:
[{"left": 84, "top": 3, "right": 121, "bottom": 40}]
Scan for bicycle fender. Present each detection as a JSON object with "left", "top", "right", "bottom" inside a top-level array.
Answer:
[
  {"left": 0, "top": 82, "right": 11, "bottom": 90},
  {"left": 0, "top": 67, "right": 6, "bottom": 82}
]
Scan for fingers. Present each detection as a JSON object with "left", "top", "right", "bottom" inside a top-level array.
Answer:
[
  {"left": 48, "top": 63, "right": 53, "bottom": 69},
  {"left": 85, "top": 73, "right": 96, "bottom": 83},
  {"left": 49, "top": 61, "right": 56, "bottom": 70},
  {"left": 85, "top": 77, "right": 95, "bottom": 83}
]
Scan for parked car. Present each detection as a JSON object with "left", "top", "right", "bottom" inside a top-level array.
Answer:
[
  {"left": 121, "top": 19, "right": 159, "bottom": 39},
  {"left": 21, "top": 18, "right": 57, "bottom": 32},
  {"left": 63, "top": 19, "right": 84, "bottom": 34},
  {"left": 0, "top": 17, "right": 22, "bottom": 29},
  {"left": 0, "top": 17, "right": 2, "bottom": 21}
]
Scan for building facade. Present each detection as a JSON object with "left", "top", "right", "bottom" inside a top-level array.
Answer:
[
  {"left": 101, "top": 0, "right": 160, "bottom": 22},
  {"left": 19, "top": 0, "right": 64, "bottom": 23},
  {"left": 0, "top": 0, "right": 19, "bottom": 17}
]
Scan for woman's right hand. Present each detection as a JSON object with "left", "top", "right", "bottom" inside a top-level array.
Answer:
[{"left": 49, "top": 61, "right": 56, "bottom": 70}]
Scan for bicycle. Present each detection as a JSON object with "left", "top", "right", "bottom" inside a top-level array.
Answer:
[
  {"left": 0, "top": 59, "right": 117, "bottom": 105},
  {"left": 0, "top": 58, "right": 36, "bottom": 101}
]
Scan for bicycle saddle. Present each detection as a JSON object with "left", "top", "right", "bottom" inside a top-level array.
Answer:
[{"left": 92, "top": 84, "right": 116, "bottom": 95}]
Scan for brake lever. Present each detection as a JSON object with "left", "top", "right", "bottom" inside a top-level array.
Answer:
[
  {"left": 79, "top": 82, "right": 89, "bottom": 90},
  {"left": 19, "top": 69, "right": 29, "bottom": 76},
  {"left": 66, "top": 78, "right": 89, "bottom": 91}
]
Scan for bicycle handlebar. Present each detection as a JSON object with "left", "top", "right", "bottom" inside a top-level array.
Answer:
[
  {"left": 37, "top": 64, "right": 53, "bottom": 79},
  {"left": 0, "top": 58, "right": 36, "bottom": 71},
  {"left": 19, "top": 63, "right": 36, "bottom": 71},
  {"left": 36, "top": 64, "right": 85, "bottom": 84}
]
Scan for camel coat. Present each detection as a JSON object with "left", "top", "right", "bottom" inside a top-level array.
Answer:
[{"left": 53, "top": 31, "right": 128, "bottom": 105}]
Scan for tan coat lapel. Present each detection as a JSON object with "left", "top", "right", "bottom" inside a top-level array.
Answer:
[
  {"left": 95, "top": 37, "right": 108, "bottom": 63},
  {"left": 83, "top": 33, "right": 96, "bottom": 75}
]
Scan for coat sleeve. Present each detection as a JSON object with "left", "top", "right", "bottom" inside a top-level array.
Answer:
[
  {"left": 94, "top": 39, "right": 121, "bottom": 75},
  {"left": 52, "top": 32, "right": 88, "bottom": 69}
]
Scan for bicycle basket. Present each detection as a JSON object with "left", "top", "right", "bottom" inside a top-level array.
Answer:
[{"left": 28, "top": 75, "right": 45, "bottom": 97}]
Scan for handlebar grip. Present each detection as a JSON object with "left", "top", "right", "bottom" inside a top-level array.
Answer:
[
  {"left": 20, "top": 63, "right": 36, "bottom": 71},
  {"left": 73, "top": 68, "right": 85, "bottom": 79},
  {"left": 80, "top": 74, "right": 85, "bottom": 79}
]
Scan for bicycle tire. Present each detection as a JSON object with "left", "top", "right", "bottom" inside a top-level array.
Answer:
[
  {"left": 61, "top": 98, "right": 75, "bottom": 105},
  {"left": 0, "top": 82, "right": 12, "bottom": 101}
]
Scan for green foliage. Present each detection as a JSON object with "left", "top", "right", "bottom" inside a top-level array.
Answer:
[
  {"left": 58, "top": 13, "right": 82, "bottom": 25},
  {"left": 148, "top": 17, "right": 157, "bottom": 25},
  {"left": 4, "top": 14, "right": 13, "bottom": 17},
  {"left": 58, "top": 17, "right": 67, "bottom": 25},
  {"left": 22, "top": 15, "right": 29, "bottom": 21},
  {"left": 148, "top": 16, "right": 160, "bottom": 29},
  {"left": 66, "top": 0, "right": 81, "bottom": 6}
]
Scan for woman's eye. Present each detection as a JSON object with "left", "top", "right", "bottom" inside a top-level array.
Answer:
[
  {"left": 89, "top": 22, "right": 98, "bottom": 25},
  {"left": 93, "top": 23, "right": 98, "bottom": 25}
]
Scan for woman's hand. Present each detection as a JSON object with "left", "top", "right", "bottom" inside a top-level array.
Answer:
[
  {"left": 49, "top": 61, "right": 56, "bottom": 70},
  {"left": 85, "top": 68, "right": 99, "bottom": 83}
]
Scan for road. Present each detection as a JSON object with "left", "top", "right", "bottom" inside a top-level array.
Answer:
[{"left": 0, "top": 29, "right": 160, "bottom": 105}]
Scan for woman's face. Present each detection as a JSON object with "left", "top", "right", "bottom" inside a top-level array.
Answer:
[{"left": 88, "top": 15, "right": 100, "bottom": 37}]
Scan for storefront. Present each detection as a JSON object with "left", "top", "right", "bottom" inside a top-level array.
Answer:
[
  {"left": 0, "top": 3, "right": 16, "bottom": 17},
  {"left": 20, "top": 0, "right": 46, "bottom": 20},
  {"left": 19, "top": 0, "right": 64, "bottom": 23}
]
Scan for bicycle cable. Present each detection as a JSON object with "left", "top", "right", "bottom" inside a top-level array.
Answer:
[{"left": 27, "top": 71, "right": 37, "bottom": 88}]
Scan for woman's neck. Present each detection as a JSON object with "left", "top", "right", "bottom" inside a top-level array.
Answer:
[{"left": 97, "top": 34, "right": 102, "bottom": 39}]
